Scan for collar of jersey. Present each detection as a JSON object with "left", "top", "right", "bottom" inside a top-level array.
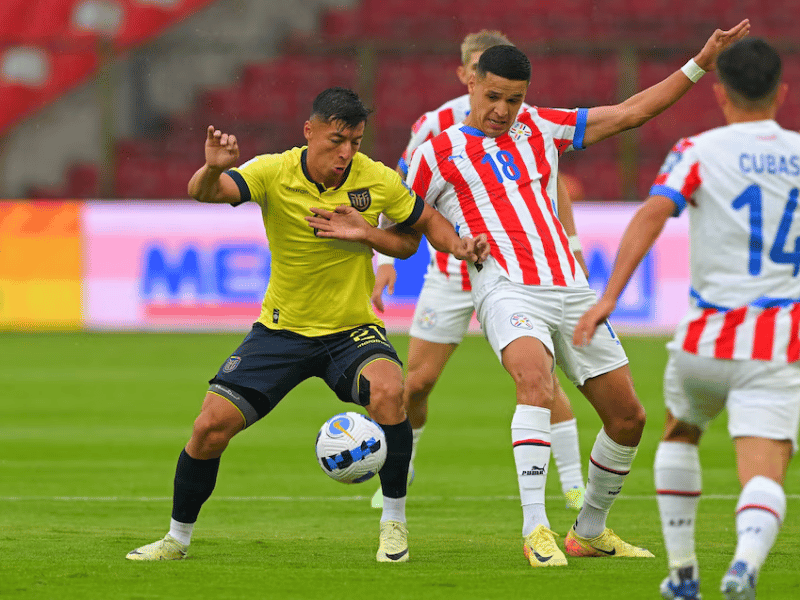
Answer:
[
  {"left": 459, "top": 124, "right": 486, "bottom": 137},
  {"left": 301, "top": 148, "right": 352, "bottom": 192}
]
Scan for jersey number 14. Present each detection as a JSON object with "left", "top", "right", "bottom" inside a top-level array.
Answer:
[{"left": 732, "top": 184, "right": 800, "bottom": 276}]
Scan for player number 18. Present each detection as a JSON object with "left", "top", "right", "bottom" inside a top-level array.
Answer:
[{"left": 480, "top": 150, "right": 521, "bottom": 183}]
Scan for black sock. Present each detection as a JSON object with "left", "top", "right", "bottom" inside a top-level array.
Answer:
[
  {"left": 171, "top": 449, "right": 220, "bottom": 523},
  {"left": 377, "top": 419, "right": 412, "bottom": 499}
]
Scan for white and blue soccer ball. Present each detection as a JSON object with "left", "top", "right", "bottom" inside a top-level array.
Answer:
[{"left": 315, "top": 412, "right": 386, "bottom": 484}]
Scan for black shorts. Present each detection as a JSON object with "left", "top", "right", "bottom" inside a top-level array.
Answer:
[{"left": 209, "top": 322, "right": 402, "bottom": 427}]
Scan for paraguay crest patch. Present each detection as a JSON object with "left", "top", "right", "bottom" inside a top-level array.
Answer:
[
  {"left": 418, "top": 308, "right": 437, "bottom": 330},
  {"left": 348, "top": 188, "right": 372, "bottom": 212},
  {"left": 510, "top": 313, "right": 534, "bottom": 330},
  {"left": 223, "top": 356, "right": 241, "bottom": 373},
  {"left": 509, "top": 121, "right": 532, "bottom": 142}
]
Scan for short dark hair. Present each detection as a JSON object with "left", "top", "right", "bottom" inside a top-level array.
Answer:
[
  {"left": 717, "top": 38, "right": 782, "bottom": 105},
  {"left": 476, "top": 45, "right": 531, "bottom": 82},
  {"left": 310, "top": 87, "right": 371, "bottom": 128}
]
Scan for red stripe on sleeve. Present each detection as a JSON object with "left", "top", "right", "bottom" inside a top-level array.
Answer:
[
  {"left": 680, "top": 162, "right": 702, "bottom": 199},
  {"left": 535, "top": 107, "right": 577, "bottom": 127},
  {"left": 410, "top": 154, "right": 433, "bottom": 199},
  {"left": 438, "top": 108, "right": 455, "bottom": 131},
  {"left": 714, "top": 307, "right": 748, "bottom": 359},
  {"left": 752, "top": 306, "right": 779, "bottom": 361},
  {"left": 682, "top": 308, "right": 717, "bottom": 354}
]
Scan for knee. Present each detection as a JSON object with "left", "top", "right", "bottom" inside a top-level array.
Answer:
[
  {"left": 512, "top": 369, "right": 554, "bottom": 407},
  {"left": 405, "top": 367, "right": 438, "bottom": 400},
  {"left": 367, "top": 377, "right": 405, "bottom": 423},
  {"left": 369, "top": 376, "right": 404, "bottom": 407},
  {"left": 191, "top": 412, "right": 235, "bottom": 455},
  {"left": 611, "top": 402, "right": 647, "bottom": 443}
]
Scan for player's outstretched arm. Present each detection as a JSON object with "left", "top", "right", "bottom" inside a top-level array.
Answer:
[
  {"left": 572, "top": 195, "right": 675, "bottom": 346},
  {"left": 582, "top": 19, "right": 749, "bottom": 147},
  {"left": 188, "top": 126, "right": 243, "bottom": 203},
  {"left": 411, "top": 204, "right": 489, "bottom": 263},
  {"left": 306, "top": 205, "right": 423, "bottom": 259}
]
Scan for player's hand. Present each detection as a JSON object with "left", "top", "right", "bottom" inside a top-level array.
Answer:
[
  {"left": 205, "top": 125, "right": 240, "bottom": 171},
  {"left": 453, "top": 233, "right": 490, "bottom": 264},
  {"left": 694, "top": 19, "right": 750, "bottom": 71},
  {"left": 474, "top": 234, "right": 490, "bottom": 263},
  {"left": 305, "top": 205, "right": 370, "bottom": 241},
  {"left": 572, "top": 297, "right": 616, "bottom": 347},
  {"left": 371, "top": 264, "right": 397, "bottom": 313}
]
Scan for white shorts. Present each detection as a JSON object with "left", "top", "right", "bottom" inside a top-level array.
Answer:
[
  {"left": 409, "top": 271, "right": 475, "bottom": 344},
  {"left": 471, "top": 262, "right": 628, "bottom": 386},
  {"left": 664, "top": 349, "right": 800, "bottom": 452}
]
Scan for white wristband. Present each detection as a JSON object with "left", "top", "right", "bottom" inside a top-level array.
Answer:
[
  {"left": 681, "top": 58, "right": 706, "bottom": 83},
  {"left": 376, "top": 252, "right": 395, "bottom": 267},
  {"left": 568, "top": 235, "right": 582, "bottom": 252}
]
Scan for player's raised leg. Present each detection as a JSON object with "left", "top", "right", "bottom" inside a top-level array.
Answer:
[
  {"left": 565, "top": 364, "right": 653, "bottom": 558},
  {"left": 126, "top": 391, "right": 245, "bottom": 560},
  {"left": 361, "top": 357, "right": 412, "bottom": 563}
]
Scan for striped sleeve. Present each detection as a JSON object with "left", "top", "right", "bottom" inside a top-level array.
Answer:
[
  {"left": 650, "top": 138, "right": 700, "bottom": 216},
  {"left": 398, "top": 111, "right": 438, "bottom": 177}
]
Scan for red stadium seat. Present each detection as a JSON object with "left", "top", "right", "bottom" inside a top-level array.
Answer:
[
  {"left": 65, "top": 164, "right": 99, "bottom": 198},
  {"left": 115, "top": 156, "right": 168, "bottom": 199}
]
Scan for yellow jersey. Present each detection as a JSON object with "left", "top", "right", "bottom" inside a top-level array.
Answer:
[{"left": 227, "top": 147, "right": 423, "bottom": 337}]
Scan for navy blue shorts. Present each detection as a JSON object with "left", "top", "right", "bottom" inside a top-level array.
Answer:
[{"left": 209, "top": 322, "right": 402, "bottom": 427}]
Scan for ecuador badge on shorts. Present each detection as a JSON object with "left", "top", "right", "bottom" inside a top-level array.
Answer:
[
  {"left": 348, "top": 188, "right": 372, "bottom": 212},
  {"left": 223, "top": 356, "right": 241, "bottom": 373}
]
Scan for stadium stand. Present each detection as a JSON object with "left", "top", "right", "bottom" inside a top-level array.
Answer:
[{"left": 3, "top": 0, "right": 800, "bottom": 200}]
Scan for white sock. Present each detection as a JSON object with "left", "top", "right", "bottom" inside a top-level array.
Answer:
[
  {"left": 409, "top": 426, "right": 424, "bottom": 471},
  {"left": 575, "top": 428, "right": 637, "bottom": 539},
  {"left": 550, "top": 418, "right": 584, "bottom": 493},
  {"left": 654, "top": 441, "right": 702, "bottom": 568},
  {"left": 511, "top": 405, "right": 551, "bottom": 536},
  {"left": 733, "top": 475, "right": 785, "bottom": 572},
  {"left": 169, "top": 518, "right": 194, "bottom": 546},
  {"left": 380, "top": 496, "right": 407, "bottom": 524}
]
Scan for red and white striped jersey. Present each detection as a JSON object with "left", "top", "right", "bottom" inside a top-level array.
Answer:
[
  {"left": 399, "top": 95, "right": 532, "bottom": 292},
  {"left": 651, "top": 120, "right": 800, "bottom": 363},
  {"left": 406, "top": 106, "right": 589, "bottom": 288}
]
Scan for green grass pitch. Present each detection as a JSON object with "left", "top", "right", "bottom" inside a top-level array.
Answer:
[{"left": 2, "top": 332, "right": 799, "bottom": 599}]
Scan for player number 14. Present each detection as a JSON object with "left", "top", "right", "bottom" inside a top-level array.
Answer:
[{"left": 732, "top": 184, "right": 800, "bottom": 276}]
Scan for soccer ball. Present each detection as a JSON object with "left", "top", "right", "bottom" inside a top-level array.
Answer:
[{"left": 315, "top": 412, "right": 386, "bottom": 484}]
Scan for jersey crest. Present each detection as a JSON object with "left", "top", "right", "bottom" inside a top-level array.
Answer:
[
  {"left": 509, "top": 121, "right": 532, "bottom": 142},
  {"left": 348, "top": 188, "right": 372, "bottom": 212}
]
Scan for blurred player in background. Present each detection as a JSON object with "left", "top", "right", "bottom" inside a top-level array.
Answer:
[
  {"left": 125, "top": 87, "right": 488, "bottom": 564},
  {"left": 405, "top": 21, "right": 750, "bottom": 568},
  {"left": 574, "top": 38, "right": 797, "bottom": 600},
  {"left": 370, "top": 29, "right": 589, "bottom": 513}
]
